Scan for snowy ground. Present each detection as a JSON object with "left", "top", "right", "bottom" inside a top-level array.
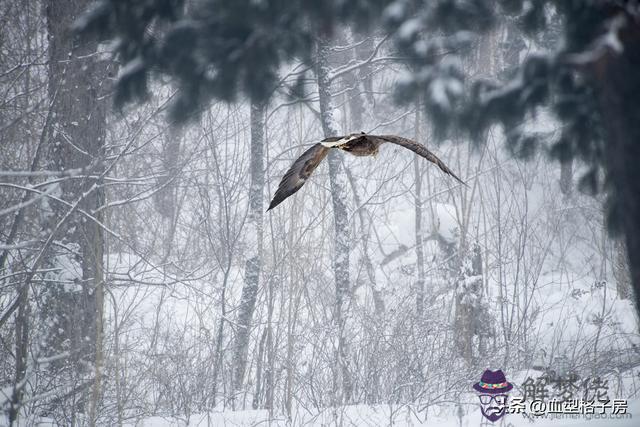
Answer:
[{"left": 127, "top": 398, "right": 640, "bottom": 427}]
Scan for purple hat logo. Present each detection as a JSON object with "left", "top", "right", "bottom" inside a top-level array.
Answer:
[{"left": 474, "top": 369, "right": 513, "bottom": 422}]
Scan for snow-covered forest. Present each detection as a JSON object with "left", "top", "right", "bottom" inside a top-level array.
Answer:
[{"left": 1, "top": 1, "right": 640, "bottom": 426}]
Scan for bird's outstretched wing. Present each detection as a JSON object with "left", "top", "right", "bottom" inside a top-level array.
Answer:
[
  {"left": 376, "top": 135, "right": 466, "bottom": 185},
  {"left": 267, "top": 143, "right": 330, "bottom": 211}
]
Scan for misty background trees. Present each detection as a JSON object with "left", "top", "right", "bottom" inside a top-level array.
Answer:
[{"left": 1, "top": 0, "right": 640, "bottom": 425}]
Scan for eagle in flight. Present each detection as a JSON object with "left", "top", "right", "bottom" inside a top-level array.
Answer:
[{"left": 267, "top": 132, "right": 465, "bottom": 211}]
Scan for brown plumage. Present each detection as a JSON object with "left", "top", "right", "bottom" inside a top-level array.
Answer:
[{"left": 267, "top": 132, "right": 466, "bottom": 211}]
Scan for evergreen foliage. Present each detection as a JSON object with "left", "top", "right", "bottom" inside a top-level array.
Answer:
[{"left": 78, "top": 0, "right": 640, "bottom": 311}]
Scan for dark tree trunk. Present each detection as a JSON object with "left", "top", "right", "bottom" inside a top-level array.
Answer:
[
  {"left": 8, "top": 283, "right": 30, "bottom": 425},
  {"left": 593, "top": 16, "right": 640, "bottom": 314},
  {"left": 42, "top": 0, "right": 109, "bottom": 416}
]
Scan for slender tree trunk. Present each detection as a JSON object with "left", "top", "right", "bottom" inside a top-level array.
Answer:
[
  {"left": 316, "top": 35, "right": 352, "bottom": 405},
  {"left": 356, "top": 36, "right": 375, "bottom": 108},
  {"left": 155, "top": 127, "right": 182, "bottom": 261},
  {"left": 264, "top": 289, "right": 275, "bottom": 413},
  {"left": 232, "top": 100, "right": 265, "bottom": 405},
  {"left": 613, "top": 240, "right": 633, "bottom": 300},
  {"left": 559, "top": 160, "right": 573, "bottom": 196},
  {"left": 211, "top": 298, "right": 226, "bottom": 407},
  {"left": 284, "top": 264, "right": 303, "bottom": 419},
  {"left": 337, "top": 29, "right": 365, "bottom": 131},
  {"left": 414, "top": 102, "right": 426, "bottom": 316},
  {"left": 344, "top": 166, "right": 383, "bottom": 403},
  {"left": 7, "top": 8, "right": 37, "bottom": 421},
  {"left": 111, "top": 299, "right": 124, "bottom": 426},
  {"left": 252, "top": 327, "right": 267, "bottom": 409},
  {"left": 454, "top": 244, "right": 483, "bottom": 364},
  {"left": 340, "top": 38, "right": 383, "bottom": 401},
  {"left": 88, "top": 206, "right": 104, "bottom": 426},
  {"left": 8, "top": 283, "right": 30, "bottom": 425}
]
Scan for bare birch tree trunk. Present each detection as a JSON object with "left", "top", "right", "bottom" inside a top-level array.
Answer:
[
  {"left": 232, "top": 100, "right": 265, "bottom": 405},
  {"left": 316, "top": 36, "right": 353, "bottom": 405}
]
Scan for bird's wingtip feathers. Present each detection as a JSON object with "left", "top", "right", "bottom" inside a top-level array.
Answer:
[
  {"left": 451, "top": 172, "right": 468, "bottom": 187},
  {"left": 267, "top": 195, "right": 284, "bottom": 211}
]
